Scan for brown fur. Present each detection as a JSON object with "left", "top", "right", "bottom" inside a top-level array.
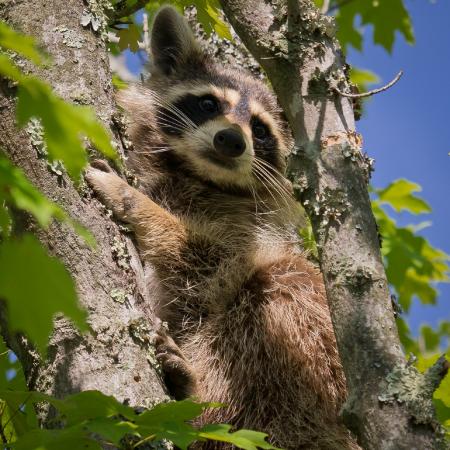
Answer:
[{"left": 86, "top": 6, "right": 359, "bottom": 449}]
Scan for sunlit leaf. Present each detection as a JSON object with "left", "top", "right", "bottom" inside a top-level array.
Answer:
[
  {"left": 0, "top": 47, "right": 117, "bottom": 181},
  {"left": 0, "top": 338, "right": 37, "bottom": 439},
  {"left": 135, "top": 400, "right": 219, "bottom": 449},
  {"left": 396, "top": 317, "right": 419, "bottom": 354},
  {"left": 16, "top": 77, "right": 116, "bottom": 180},
  {"left": 372, "top": 188, "right": 449, "bottom": 312},
  {"left": 0, "top": 153, "right": 94, "bottom": 245},
  {"left": 117, "top": 24, "right": 141, "bottom": 52},
  {"left": 54, "top": 391, "right": 136, "bottom": 426},
  {"left": 335, "top": 0, "right": 414, "bottom": 53},
  {"left": 0, "top": 21, "right": 42, "bottom": 64},
  {"left": 377, "top": 179, "right": 431, "bottom": 214},
  {"left": 13, "top": 426, "right": 102, "bottom": 450},
  {"left": 146, "top": 0, "right": 232, "bottom": 39},
  {"left": 199, "top": 425, "right": 280, "bottom": 450},
  {"left": 195, "top": 0, "right": 232, "bottom": 39},
  {"left": 0, "top": 54, "right": 24, "bottom": 80},
  {"left": 0, "top": 235, "right": 88, "bottom": 355},
  {"left": 421, "top": 325, "right": 441, "bottom": 353},
  {"left": 349, "top": 67, "right": 380, "bottom": 92},
  {"left": 85, "top": 417, "right": 139, "bottom": 445}
]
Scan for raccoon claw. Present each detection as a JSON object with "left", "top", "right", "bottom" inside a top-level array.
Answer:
[{"left": 154, "top": 328, "right": 197, "bottom": 400}]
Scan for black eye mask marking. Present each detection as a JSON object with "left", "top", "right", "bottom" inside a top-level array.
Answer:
[
  {"left": 156, "top": 94, "right": 223, "bottom": 135},
  {"left": 251, "top": 117, "right": 279, "bottom": 168}
]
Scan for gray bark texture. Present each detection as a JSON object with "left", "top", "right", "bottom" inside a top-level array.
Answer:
[
  {"left": 0, "top": 0, "right": 167, "bottom": 409},
  {"left": 218, "top": 0, "right": 448, "bottom": 448}
]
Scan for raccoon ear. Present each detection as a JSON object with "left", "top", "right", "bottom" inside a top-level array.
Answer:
[{"left": 150, "top": 6, "right": 202, "bottom": 75}]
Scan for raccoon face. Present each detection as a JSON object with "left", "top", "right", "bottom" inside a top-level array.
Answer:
[{"left": 129, "top": 6, "right": 291, "bottom": 192}]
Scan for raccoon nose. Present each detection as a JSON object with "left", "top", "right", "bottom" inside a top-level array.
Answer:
[{"left": 213, "top": 129, "right": 246, "bottom": 157}]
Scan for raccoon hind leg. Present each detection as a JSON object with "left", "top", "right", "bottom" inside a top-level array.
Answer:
[{"left": 154, "top": 327, "right": 198, "bottom": 400}]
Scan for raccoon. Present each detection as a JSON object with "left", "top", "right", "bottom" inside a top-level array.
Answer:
[{"left": 86, "top": 6, "right": 359, "bottom": 449}]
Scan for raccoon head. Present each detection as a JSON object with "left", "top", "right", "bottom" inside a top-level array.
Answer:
[{"left": 120, "top": 6, "right": 292, "bottom": 194}]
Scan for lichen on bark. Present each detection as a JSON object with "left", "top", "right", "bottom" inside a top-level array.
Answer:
[
  {"left": 219, "top": 0, "right": 448, "bottom": 447},
  {"left": 0, "top": 0, "right": 167, "bottom": 413}
]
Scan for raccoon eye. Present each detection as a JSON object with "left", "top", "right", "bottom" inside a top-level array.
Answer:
[
  {"left": 198, "top": 96, "right": 219, "bottom": 114},
  {"left": 252, "top": 120, "right": 269, "bottom": 140}
]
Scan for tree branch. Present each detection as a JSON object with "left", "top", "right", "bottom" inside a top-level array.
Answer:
[
  {"left": 219, "top": 0, "right": 447, "bottom": 448},
  {"left": 334, "top": 70, "right": 404, "bottom": 98}
]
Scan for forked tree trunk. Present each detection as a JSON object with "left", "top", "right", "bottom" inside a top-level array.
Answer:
[
  {"left": 0, "top": 0, "right": 166, "bottom": 408},
  {"left": 1, "top": 0, "right": 447, "bottom": 448},
  {"left": 219, "top": 0, "right": 448, "bottom": 448}
]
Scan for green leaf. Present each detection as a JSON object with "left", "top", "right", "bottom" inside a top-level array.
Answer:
[
  {"left": 12, "top": 427, "right": 102, "bottom": 450},
  {"left": 0, "top": 202, "right": 12, "bottom": 238},
  {"left": 434, "top": 398, "right": 450, "bottom": 425},
  {"left": 0, "top": 338, "right": 37, "bottom": 439},
  {"left": 377, "top": 179, "right": 431, "bottom": 214},
  {"left": 0, "top": 21, "right": 42, "bottom": 64},
  {"left": 0, "top": 153, "right": 95, "bottom": 246},
  {"left": 313, "top": 0, "right": 324, "bottom": 9},
  {"left": 372, "top": 189, "right": 449, "bottom": 312},
  {"left": 420, "top": 325, "right": 441, "bottom": 352},
  {"left": 0, "top": 50, "right": 117, "bottom": 181},
  {"left": 0, "top": 391, "right": 280, "bottom": 450},
  {"left": 0, "top": 235, "right": 88, "bottom": 355},
  {"left": 147, "top": 0, "right": 232, "bottom": 40},
  {"left": 335, "top": 0, "right": 414, "bottom": 53},
  {"left": 16, "top": 77, "right": 117, "bottom": 180},
  {"left": 396, "top": 317, "right": 419, "bottom": 354},
  {"left": 195, "top": 0, "right": 232, "bottom": 39},
  {"left": 199, "top": 425, "right": 280, "bottom": 450},
  {"left": 349, "top": 67, "right": 380, "bottom": 92},
  {"left": 435, "top": 370, "right": 450, "bottom": 408},
  {"left": 85, "top": 417, "right": 138, "bottom": 445},
  {"left": 298, "top": 221, "right": 318, "bottom": 260},
  {"left": 117, "top": 24, "right": 141, "bottom": 52},
  {"left": 53, "top": 391, "right": 136, "bottom": 426},
  {"left": 136, "top": 399, "right": 217, "bottom": 426},
  {"left": 135, "top": 400, "right": 220, "bottom": 449},
  {"left": 0, "top": 54, "right": 24, "bottom": 81},
  {"left": 0, "top": 153, "right": 65, "bottom": 228},
  {"left": 112, "top": 74, "right": 128, "bottom": 90}
]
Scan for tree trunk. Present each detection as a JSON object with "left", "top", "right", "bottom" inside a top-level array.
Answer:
[
  {"left": 219, "top": 0, "right": 447, "bottom": 448},
  {"left": 0, "top": 0, "right": 167, "bottom": 409}
]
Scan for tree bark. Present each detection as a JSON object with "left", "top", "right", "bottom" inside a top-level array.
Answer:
[
  {"left": 219, "top": 0, "right": 447, "bottom": 448},
  {"left": 0, "top": 0, "right": 166, "bottom": 409}
]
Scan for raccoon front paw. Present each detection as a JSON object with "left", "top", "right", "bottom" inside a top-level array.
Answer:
[
  {"left": 85, "top": 161, "right": 133, "bottom": 219},
  {"left": 154, "top": 328, "right": 197, "bottom": 400}
]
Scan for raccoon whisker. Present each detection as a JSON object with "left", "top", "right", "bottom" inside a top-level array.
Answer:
[
  {"left": 253, "top": 161, "right": 291, "bottom": 209},
  {"left": 252, "top": 168, "right": 283, "bottom": 212},
  {"left": 153, "top": 110, "right": 194, "bottom": 132},
  {"left": 153, "top": 103, "right": 195, "bottom": 127},
  {"left": 154, "top": 112, "right": 191, "bottom": 131},
  {"left": 154, "top": 116, "right": 192, "bottom": 134},
  {"left": 254, "top": 157, "right": 293, "bottom": 198},
  {"left": 147, "top": 148, "right": 173, "bottom": 154},
  {"left": 248, "top": 182, "right": 259, "bottom": 216},
  {"left": 253, "top": 160, "right": 285, "bottom": 197},
  {"left": 150, "top": 100, "right": 194, "bottom": 131},
  {"left": 149, "top": 92, "right": 197, "bottom": 130},
  {"left": 132, "top": 148, "right": 173, "bottom": 155},
  {"left": 253, "top": 157, "right": 291, "bottom": 190}
]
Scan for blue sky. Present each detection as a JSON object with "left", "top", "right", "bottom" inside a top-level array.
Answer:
[
  {"left": 124, "top": 0, "right": 449, "bottom": 337},
  {"left": 347, "top": 0, "right": 449, "bottom": 334}
]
